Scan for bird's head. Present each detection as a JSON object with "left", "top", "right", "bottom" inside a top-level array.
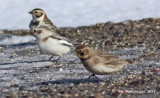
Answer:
[
  {"left": 75, "top": 45, "right": 96, "bottom": 60},
  {"left": 29, "top": 8, "right": 46, "bottom": 21}
]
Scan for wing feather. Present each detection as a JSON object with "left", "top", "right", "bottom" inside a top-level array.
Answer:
[{"left": 96, "top": 50, "right": 128, "bottom": 67}]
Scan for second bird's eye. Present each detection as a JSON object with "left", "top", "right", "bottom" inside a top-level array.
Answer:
[{"left": 80, "top": 52, "right": 84, "bottom": 56}]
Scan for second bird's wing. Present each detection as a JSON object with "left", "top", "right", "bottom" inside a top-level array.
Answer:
[{"left": 97, "top": 50, "right": 128, "bottom": 67}]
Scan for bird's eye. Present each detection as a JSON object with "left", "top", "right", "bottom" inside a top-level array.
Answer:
[
  {"left": 35, "top": 11, "right": 37, "bottom": 13},
  {"left": 79, "top": 52, "right": 84, "bottom": 56},
  {"left": 34, "top": 30, "right": 36, "bottom": 32}
]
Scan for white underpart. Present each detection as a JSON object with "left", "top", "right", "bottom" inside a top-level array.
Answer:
[
  {"left": 35, "top": 29, "right": 72, "bottom": 56},
  {"left": 38, "top": 37, "right": 71, "bottom": 56},
  {"left": 34, "top": 28, "right": 53, "bottom": 39},
  {"left": 85, "top": 64, "right": 124, "bottom": 75}
]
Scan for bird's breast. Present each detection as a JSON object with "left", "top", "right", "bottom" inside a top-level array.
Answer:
[{"left": 37, "top": 38, "right": 71, "bottom": 56}]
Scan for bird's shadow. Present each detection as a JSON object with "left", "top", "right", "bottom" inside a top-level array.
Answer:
[
  {"left": 34, "top": 78, "right": 104, "bottom": 86},
  {"left": 0, "top": 42, "right": 36, "bottom": 48},
  {"left": 0, "top": 60, "right": 47, "bottom": 65}
]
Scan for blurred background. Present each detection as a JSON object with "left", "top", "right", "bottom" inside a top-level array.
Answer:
[{"left": 0, "top": 0, "right": 160, "bottom": 29}]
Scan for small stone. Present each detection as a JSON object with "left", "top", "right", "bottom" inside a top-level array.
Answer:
[
  {"left": 10, "top": 92, "right": 18, "bottom": 98},
  {"left": 59, "top": 68, "right": 63, "bottom": 72},
  {"left": 0, "top": 31, "right": 4, "bottom": 34},
  {"left": 90, "top": 93, "right": 94, "bottom": 97},
  {"left": 0, "top": 46, "right": 3, "bottom": 50},
  {"left": 10, "top": 84, "right": 19, "bottom": 87},
  {"left": 78, "top": 83, "right": 83, "bottom": 87},
  {"left": 96, "top": 24, "right": 101, "bottom": 28},
  {"left": 53, "top": 89, "right": 57, "bottom": 92},
  {"left": 74, "top": 94, "right": 79, "bottom": 97},
  {"left": 100, "top": 82, "right": 105, "bottom": 85},
  {"left": 101, "top": 91, "right": 106, "bottom": 95}
]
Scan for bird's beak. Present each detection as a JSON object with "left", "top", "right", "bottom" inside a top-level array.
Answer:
[{"left": 28, "top": 11, "right": 33, "bottom": 14}]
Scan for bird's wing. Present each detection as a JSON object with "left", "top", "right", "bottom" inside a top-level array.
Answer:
[
  {"left": 50, "top": 34, "right": 70, "bottom": 42},
  {"left": 96, "top": 50, "right": 119, "bottom": 60},
  {"left": 39, "top": 25, "right": 60, "bottom": 35},
  {"left": 43, "top": 19, "right": 61, "bottom": 35},
  {"left": 59, "top": 40, "right": 73, "bottom": 47},
  {"left": 50, "top": 35, "right": 75, "bottom": 52},
  {"left": 50, "top": 35, "right": 72, "bottom": 45},
  {"left": 96, "top": 50, "right": 128, "bottom": 67}
]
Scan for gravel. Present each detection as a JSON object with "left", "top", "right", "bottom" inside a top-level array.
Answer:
[{"left": 1, "top": 18, "right": 160, "bottom": 97}]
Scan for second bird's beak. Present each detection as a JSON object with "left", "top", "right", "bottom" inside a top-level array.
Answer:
[{"left": 29, "top": 11, "right": 33, "bottom": 14}]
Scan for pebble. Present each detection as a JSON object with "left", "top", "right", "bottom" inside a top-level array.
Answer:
[
  {"left": 0, "top": 46, "right": 3, "bottom": 50},
  {"left": 1, "top": 18, "right": 160, "bottom": 98},
  {"left": 0, "top": 31, "right": 4, "bottom": 34},
  {"left": 59, "top": 68, "right": 63, "bottom": 72}
]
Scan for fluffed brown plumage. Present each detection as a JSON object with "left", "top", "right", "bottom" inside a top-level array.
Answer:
[{"left": 75, "top": 45, "right": 136, "bottom": 78}]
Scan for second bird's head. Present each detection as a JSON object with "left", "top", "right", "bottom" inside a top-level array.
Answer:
[
  {"left": 29, "top": 8, "right": 47, "bottom": 20},
  {"left": 75, "top": 45, "right": 96, "bottom": 60}
]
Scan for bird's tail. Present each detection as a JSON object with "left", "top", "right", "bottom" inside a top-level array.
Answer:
[{"left": 126, "top": 59, "right": 139, "bottom": 65}]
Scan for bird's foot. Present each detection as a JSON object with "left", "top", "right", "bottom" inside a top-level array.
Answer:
[
  {"left": 53, "top": 57, "right": 61, "bottom": 64},
  {"left": 47, "top": 56, "right": 54, "bottom": 61},
  {"left": 88, "top": 74, "right": 99, "bottom": 79}
]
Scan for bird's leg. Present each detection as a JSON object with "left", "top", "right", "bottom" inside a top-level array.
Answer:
[
  {"left": 88, "top": 74, "right": 99, "bottom": 79},
  {"left": 55, "top": 56, "right": 61, "bottom": 64},
  {"left": 88, "top": 74, "right": 94, "bottom": 78},
  {"left": 47, "top": 55, "right": 54, "bottom": 61}
]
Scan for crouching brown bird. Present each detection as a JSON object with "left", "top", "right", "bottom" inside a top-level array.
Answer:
[{"left": 75, "top": 45, "right": 136, "bottom": 78}]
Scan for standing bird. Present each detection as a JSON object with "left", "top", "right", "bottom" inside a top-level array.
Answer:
[
  {"left": 33, "top": 27, "right": 74, "bottom": 63},
  {"left": 29, "top": 8, "right": 65, "bottom": 61},
  {"left": 29, "top": 8, "right": 60, "bottom": 36},
  {"left": 75, "top": 45, "right": 135, "bottom": 78}
]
